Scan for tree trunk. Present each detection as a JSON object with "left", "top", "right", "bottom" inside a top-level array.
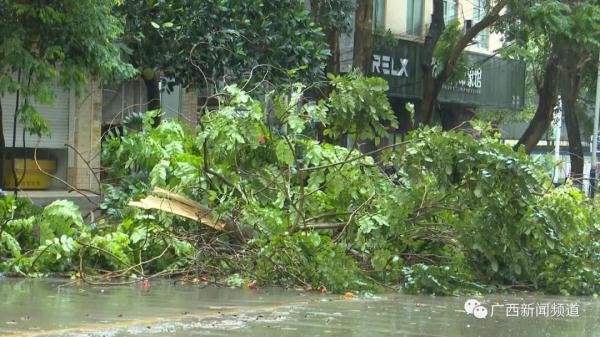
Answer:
[
  {"left": 144, "top": 77, "right": 160, "bottom": 111},
  {"left": 353, "top": 0, "right": 373, "bottom": 72},
  {"left": 310, "top": 0, "right": 341, "bottom": 75},
  {"left": 144, "top": 76, "right": 161, "bottom": 127},
  {"left": 559, "top": 46, "right": 585, "bottom": 186},
  {"left": 418, "top": 0, "right": 445, "bottom": 126},
  {"left": 326, "top": 28, "right": 340, "bottom": 75},
  {"left": 419, "top": 0, "right": 508, "bottom": 125},
  {"left": 352, "top": 0, "right": 374, "bottom": 153},
  {"left": 11, "top": 84, "right": 20, "bottom": 194},
  {"left": 515, "top": 45, "right": 561, "bottom": 153}
]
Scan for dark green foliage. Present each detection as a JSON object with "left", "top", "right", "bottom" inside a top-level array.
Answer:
[
  {"left": 372, "top": 29, "right": 398, "bottom": 52},
  {"left": 0, "top": 196, "right": 195, "bottom": 277},
  {"left": 120, "top": 0, "right": 329, "bottom": 88},
  {"left": 252, "top": 232, "right": 366, "bottom": 293},
  {"left": 324, "top": 71, "right": 398, "bottom": 143},
  {"left": 0, "top": 0, "right": 134, "bottom": 134},
  {"left": 98, "top": 79, "right": 599, "bottom": 295}
]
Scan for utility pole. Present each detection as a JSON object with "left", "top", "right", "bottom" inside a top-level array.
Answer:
[{"left": 590, "top": 53, "right": 600, "bottom": 197}]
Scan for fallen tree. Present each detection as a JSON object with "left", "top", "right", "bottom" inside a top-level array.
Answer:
[{"left": 0, "top": 74, "right": 598, "bottom": 295}]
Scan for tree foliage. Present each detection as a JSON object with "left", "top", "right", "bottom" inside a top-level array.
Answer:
[
  {"left": 120, "top": 0, "right": 329, "bottom": 92},
  {"left": 504, "top": 0, "right": 600, "bottom": 180},
  {"left": 0, "top": 0, "right": 134, "bottom": 187},
  {"left": 2, "top": 73, "right": 598, "bottom": 296}
]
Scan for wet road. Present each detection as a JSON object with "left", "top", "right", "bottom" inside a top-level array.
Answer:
[{"left": 0, "top": 278, "right": 598, "bottom": 337}]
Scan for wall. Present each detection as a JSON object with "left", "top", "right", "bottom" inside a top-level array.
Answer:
[
  {"left": 102, "top": 79, "right": 147, "bottom": 125},
  {"left": 179, "top": 87, "right": 199, "bottom": 129},
  {"left": 385, "top": 0, "right": 408, "bottom": 37},
  {"left": 69, "top": 80, "right": 102, "bottom": 193},
  {"left": 384, "top": 0, "right": 505, "bottom": 54}
]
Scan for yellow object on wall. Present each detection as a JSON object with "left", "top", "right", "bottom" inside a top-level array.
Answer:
[{"left": 3, "top": 159, "right": 56, "bottom": 190}]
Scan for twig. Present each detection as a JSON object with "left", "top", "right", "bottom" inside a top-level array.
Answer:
[
  {"left": 334, "top": 194, "right": 376, "bottom": 242},
  {"left": 64, "top": 143, "right": 102, "bottom": 188},
  {"left": 33, "top": 142, "right": 99, "bottom": 206},
  {"left": 300, "top": 141, "right": 409, "bottom": 172}
]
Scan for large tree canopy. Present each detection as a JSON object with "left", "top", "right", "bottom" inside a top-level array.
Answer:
[
  {"left": 0, "top": 0, "right": 134, "bottom": 188},
  {"left": 120, "top": 0, "right": 329, "bottom": 107},
  {"left": 504, "top": 0, "right": 600, "bottom": 182},
  {"left": 0, "top": 0, "right": 132, "bottom": 97}
]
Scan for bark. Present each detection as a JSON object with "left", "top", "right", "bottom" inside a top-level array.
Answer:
[
  {"left": 326, "top": 28, "right": 340, "bottom": 75},
  {"left": 418, "top": 0, "right": 445, "bottom": 126},
  {"left": 352, "top": 0, "right": 373, "bottom": 72},
  {"left": 559, "top": 46, "right": 586, "bottom": 185},
  {"left": 11, "top": 81, "right": 20, "bottom": 193},
  {"left": 419, "top": 0, "right": 508, "bottom": 125},
  {"left": 310, "top": 0, "right": 340, "bottom": 75},
  {"left": 515, "top": 45, "right": 561, "bottom": 153}
]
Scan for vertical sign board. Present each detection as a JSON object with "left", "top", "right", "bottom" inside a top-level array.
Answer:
[
  {"left": 371, "top": 40, "right": 526, "bottom": 111},
  {"left": 552, "top": 99, "right": 563, "bottom": 184}
]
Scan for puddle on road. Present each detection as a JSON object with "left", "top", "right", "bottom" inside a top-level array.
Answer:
[{"left": 0, "top": 278, "right": 598, "bottom": 337}]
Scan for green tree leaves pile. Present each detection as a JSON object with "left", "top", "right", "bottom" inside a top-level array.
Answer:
[
  {"left": 374, "top": 128, "right": 599, "bottom": 295},
  {"left": 0, "top": 73, "right": 598, "bottom": 295},
  {"left": 101, "top": 74, "right": 600, "bottom": 295}
]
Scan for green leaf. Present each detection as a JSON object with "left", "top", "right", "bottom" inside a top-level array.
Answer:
[
  {"left": 1, "top": 232, "right": 21, "bottom": 258},
  {"left": 150, "top": 159, "right": 170, "bottom": 186},
  {"left": 491, "top": 259, "right": 499, "bottom": 273},
  {"left": 275, "top": 141, "right": 295, "bottom": 166},
  {"left": 287, "top": 115, "right": 306, "bottom": 133},
  {"left": 130, "top": 227, "right": 147, "bottom": 244}
]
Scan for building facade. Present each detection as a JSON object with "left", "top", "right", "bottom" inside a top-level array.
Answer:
[
  {"left": 342, "top": 0, "right": 526, "bottom": 133},
  {"left": 0, "top": 80, "right": 197, "bottom": 198},
  {"left": 378, "top": 0, "right": 504, "bottom": 53}
]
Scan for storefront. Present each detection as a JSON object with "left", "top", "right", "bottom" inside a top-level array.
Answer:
[
  {"left": 1, "top": 88, "right": 72, "bottom": 190},
  {"left": 370, "top": 39, "right": 526, "bottom": 131}
]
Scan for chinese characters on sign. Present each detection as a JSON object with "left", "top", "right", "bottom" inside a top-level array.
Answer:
[
  {"left": 464, "top": 299, "right": 580, "bottom": 319},
  {"left": 443, "top": 68, "right": 483, "bottom": 94},
  {"left": 372, "top": 54, "right": 484, "bottom": 93}
]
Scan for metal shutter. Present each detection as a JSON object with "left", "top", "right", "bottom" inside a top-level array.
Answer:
[
  {"left": 102, "top": 80, "right": 147, "bottom": 125},
  {"left": 1, "top": 89, "right": 70, "bottom": 149}
]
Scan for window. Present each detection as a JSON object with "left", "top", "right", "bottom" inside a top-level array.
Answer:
[
  {"left": 474, "top": 0, "right": 489, "bottom": 49},
  {"left": 373, "top": 0, "right": 385, "bottom": 31},
  {"left": 443, "top": 0, "right": 457, "bottom": 23},
  {"left": 406, "top": 0, "right": 423, "bottom": 36}
]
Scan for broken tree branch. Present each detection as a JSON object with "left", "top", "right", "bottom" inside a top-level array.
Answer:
[{"left": 128, "top": 187, "right": 241, "bottom": 238}]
